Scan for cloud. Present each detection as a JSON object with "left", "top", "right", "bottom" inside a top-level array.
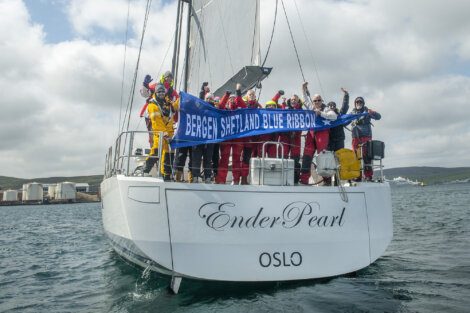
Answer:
[{"left": 0, "top": 0, "right": 469, "bottom": 179}]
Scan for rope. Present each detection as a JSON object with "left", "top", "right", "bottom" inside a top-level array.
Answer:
[
  {"left": 293, "top": 0, "right": 325, "bottom": 98},
  {"left": 121, "top": 0, "right": 153, "bottom": 134},
  {"left": 118, "top": 0, "right": 131, "bottom": 137},
  {"left": 261, "top": 0, "right": 278, "bottom": 67},
  {"left": 280, "top": 0, "right": 306, "bottom": 83},
  {"left": 216, "top": 1, "right": 234, "bottom": 74},
  {"left": 156, "top": 34, "right": 174, "bottom": 79}
]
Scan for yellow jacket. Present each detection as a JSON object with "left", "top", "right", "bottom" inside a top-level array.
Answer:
[{"left": 147, "top": 95, "right": 178, "bottom": 136}]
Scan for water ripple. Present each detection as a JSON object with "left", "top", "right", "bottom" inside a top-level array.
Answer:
[{"left": 0, "top": 184, "right": 469, "bottom": 312}]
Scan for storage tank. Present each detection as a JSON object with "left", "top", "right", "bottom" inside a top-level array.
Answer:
[
  {"left": 21, "top": 184, "right": 28, "bottom": 201},
  {"left": 23, "top": 183, "right": 43, "bottom": 201},
  {"left": 48, "top": 184, "right": 57, "bottom": 199},
  {"left": 55, "top": 182, "right": 76, "bottom": 200},
  {"left": 2, "top": 190, "right": 18, "bottom": 201}
]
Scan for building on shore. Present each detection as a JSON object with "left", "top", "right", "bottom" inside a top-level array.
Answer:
[{"left": 75, "top": 183, "right": 89, "bottom": 193}]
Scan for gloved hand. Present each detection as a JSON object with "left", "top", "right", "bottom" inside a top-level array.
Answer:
[
  {"left": 143, "top": 74, "right": 153, "bottom": 88},
  {"left": 368, "top": 109, "right": 375, "bottom": 114},
  {"left": 278, "top": 90, "right": 285, "bottom": 95}
]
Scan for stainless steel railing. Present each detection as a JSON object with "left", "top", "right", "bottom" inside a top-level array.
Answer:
[{"left": 104, "top": 131, "right": 164, "bottom": 178}]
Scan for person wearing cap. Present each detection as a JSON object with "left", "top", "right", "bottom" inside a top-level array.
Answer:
[
  {"left": 282, "top": 93, "right": 304, "bottom": 184},
  {"left": 143, "top": 83, "right": 178, "bottom": 180},
  {"left": 299, "top": 82, "right": 337, "bottom": 185},
  {"left": 159, "top": 70, "right": 179, "bottom": 101},
  {"left": 235, "top": 89, "right": 284, "bottom": 185},
  {"left": 327, "top": 87, "right": 350, "bottom": 152},
  {"left": 350, "top": 96, "right": 381, "bottom": 181},
  {"left": 216, "top": 83, "right": 246, "bottom": 185},
  {"left": 190, "top": 83, "right": 216, "bottom": 183},
  {"left": 262, "top": 90, "right": 285, "bottom": 158}
]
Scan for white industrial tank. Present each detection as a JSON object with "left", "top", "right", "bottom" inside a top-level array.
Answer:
[
  {"left": 22, "top": 183, "right": 43, "bottom": 201},
  {"left": 48, "top": 185, "right": 57, "bottom": 199},
  {"left": 2, "top": 190, "right": 18, "bottom": 201},
  {"left": 55, "top": 182, "right": 76, "bottom": 200}
]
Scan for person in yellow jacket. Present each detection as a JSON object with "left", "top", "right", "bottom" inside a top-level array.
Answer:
[{"left": 143, "top": 83, "right": 178, "bottom": 180}]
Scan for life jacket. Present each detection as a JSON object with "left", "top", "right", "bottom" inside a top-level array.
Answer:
[{"left": 335, "top": 148, "right": 361, "bottom": 180}]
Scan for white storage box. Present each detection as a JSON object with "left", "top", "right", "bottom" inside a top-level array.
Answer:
[
  {"left": 250, "top": 158, "right": 295, "bottom": 186},
  {"left": 315, "top": 150, "right": 337, "bottom": 177}
]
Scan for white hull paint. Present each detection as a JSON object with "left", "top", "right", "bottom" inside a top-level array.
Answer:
[{"left": 101, "top": 175, "right": 392, "bottom": 282}]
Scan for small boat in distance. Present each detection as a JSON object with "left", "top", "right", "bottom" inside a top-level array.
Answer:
[{"left": 101, "top": 0, "right": 393, "bottom": 294}]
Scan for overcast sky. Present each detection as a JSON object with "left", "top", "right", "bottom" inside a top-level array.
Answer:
[{"left": 1, "top": 0, "right": 469, "bottom": 179}]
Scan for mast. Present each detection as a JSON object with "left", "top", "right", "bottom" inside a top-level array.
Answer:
[
  {"left": 183, "top": 0, "right": 192, "bottom": 92},
  {"left": 171, "top": 0, "right": 182, "bottom": 87}
]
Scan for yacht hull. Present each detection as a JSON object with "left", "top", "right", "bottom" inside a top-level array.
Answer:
[{"left": 101, "top": 175, "right": 392, "bottom": 281}]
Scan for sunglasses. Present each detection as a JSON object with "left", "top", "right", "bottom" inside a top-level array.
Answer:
[
  {"left": 157, "top": 91, "right": 166, "bottom": 94},
  {"left": 313, "top": 99, "right": 322, "bottom": 103},
  {"left": 355, "top": 101, "right": 364, "bottom": 104}
]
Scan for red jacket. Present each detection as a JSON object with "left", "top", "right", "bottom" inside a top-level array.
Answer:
[{"left": 219, "top": 93, "right": 246, "bottom": 110}]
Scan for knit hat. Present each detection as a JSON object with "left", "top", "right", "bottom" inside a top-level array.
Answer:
[
  {"left": 156, "top": 83, "right": 166, "bottom": 94},
  {"left": 354, "top": 97, "right": 365, "bottom": 104}
]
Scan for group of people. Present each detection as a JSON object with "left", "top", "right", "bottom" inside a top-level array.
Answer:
[{"left": 138, "top": 71, "right": 381, "bottom": 184}]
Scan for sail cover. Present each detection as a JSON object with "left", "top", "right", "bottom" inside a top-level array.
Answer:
[
  {"left": 213, "top": 65, "right": 272, "bottom": 97},
  {"left": 187, "top": 0, "right": 261, "bottom": 95}
]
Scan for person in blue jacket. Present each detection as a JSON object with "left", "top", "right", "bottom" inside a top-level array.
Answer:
[{"left": 350, "top": 96, "right": 381, "bottom": 181}]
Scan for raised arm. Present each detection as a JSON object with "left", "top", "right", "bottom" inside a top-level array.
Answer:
[
  {"left": 340, "top": 87, "right": 349, "bottom": 115},
  {"left": 234, "top": 83, "right": 247, "bottom": 109},
  {"left": 368, "top": 108, "right": 381, "bottom": 120},
  {"left": 302, "top": 82, "right": 313, "bottom": 110},
  {"left": 219, "top": 91, "right": 230, "bottom": 109}
]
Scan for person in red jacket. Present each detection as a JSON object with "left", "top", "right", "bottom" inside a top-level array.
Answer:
[
  {"left": 299, "top": 82, "right": 337, "bottom": 185},
  {"left": 216, "top": 83, "right": 246, "bottom": 184},
  {"left": 138, "top": 75, "right": 157, "bottom": 146},
  {"left": 263, "top": 90, "right": 285, "bottom": 157}
]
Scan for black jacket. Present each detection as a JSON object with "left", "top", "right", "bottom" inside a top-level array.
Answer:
[{"left": 329, "top": 92, "right": 349, "bottom": 141}]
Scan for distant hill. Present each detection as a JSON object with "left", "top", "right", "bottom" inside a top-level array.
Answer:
[
  {"left": 1, "top": 167, "right": 469, "bottom": 190},
  {"left": 382, "top": 167, "right": 470, "bottom": 185},
  {"left": 0, "top": 175, "right": 103, "bottom": 191}
]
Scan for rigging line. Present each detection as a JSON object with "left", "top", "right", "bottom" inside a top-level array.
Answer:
[
  {"left": 250, "top": 0, "right": 259, "bottom": 65},
  {"left": 280, "top": 0, "right": 306, "bottom": 82},
  {"left": 118, "top": 0, "right": 131, "bottom": 137},
  {"left": 216, "top": 1, "right": 234, "bottom": 74},
  {"left": 123, "top": 0, "right": 153, "bottom": 134},
  {"left": 293, "top": 0, "right": 325, "bottom": 97},
  {"left": 156, "top": 34, "right": 175, "bottom": 79},
  {"left": 199, "top": 3, "right": 214, "bottom": 87},
  {"left": 261, "top": 0, "right": 278, "bottom": 67}
]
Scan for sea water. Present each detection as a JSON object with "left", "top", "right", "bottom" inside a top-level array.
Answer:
[{"left": 1, "top": 183, "right": 469, "bottom": 312}]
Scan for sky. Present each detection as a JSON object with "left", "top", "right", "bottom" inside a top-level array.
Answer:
[{"left": 1, "top": 0, "right": 469, "bottom": 179}]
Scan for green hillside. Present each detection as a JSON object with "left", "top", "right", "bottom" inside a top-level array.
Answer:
[
  {"left": 382, "top": 167, "right": 470, "bottom": 185},
  {"left": 1, "top": 167, "right": 469, "bottom": 190},
  {"left": 0, "top": 175, "right": 103, "bottom": 191}
]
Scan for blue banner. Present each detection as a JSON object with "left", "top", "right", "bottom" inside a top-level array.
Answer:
[{"left": 171, "top": 92, "right": 366, "bottom": 149}]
